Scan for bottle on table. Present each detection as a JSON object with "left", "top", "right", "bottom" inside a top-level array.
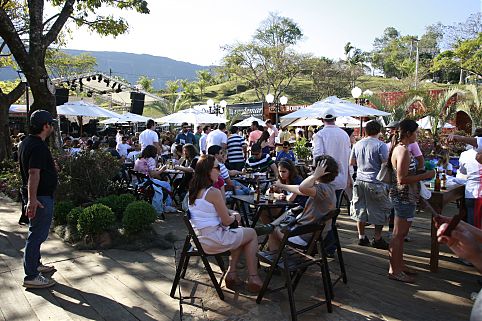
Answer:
[
  {"left": 441, "top": 170, "right": 447, "bottom": 190},
  {"left": 434, "top": 170, "right": 441, "bottom": 192},
  {"left": 268, "top": 185, "right": 274, "bottom": 204},
  {"left": 254, "top": 178, "right": 261, "bottom": 204}
]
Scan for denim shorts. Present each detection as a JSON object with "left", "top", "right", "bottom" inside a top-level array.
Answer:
[{"left": 393, "top": 203, "right": 417, "bottom": 220}]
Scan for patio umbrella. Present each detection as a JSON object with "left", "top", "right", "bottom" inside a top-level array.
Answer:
[
  {"left": 233, "top": 116, "right": 266, "bottom": 127},
  {"left": 100, "top": 112, "right": 151, "bottom": 124},
  {"left": 154, "top": 108, "right": 226, "bottom": 125},
  {"left": 417, "top": 116, "right": 455, "bottom": 129},
  {"left": 280, "top": 96, "right": 390, "bottom": 119},
  {"left": 290, "top": 118, "right": 323, "bottom": 127}
]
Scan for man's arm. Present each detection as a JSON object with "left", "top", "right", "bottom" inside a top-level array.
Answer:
[{"left": 27, "top": 168, "right": 44, "bottom": 219}]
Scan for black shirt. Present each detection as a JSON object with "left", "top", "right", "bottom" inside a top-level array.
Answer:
[{"left": 19, "top": 135, "right": 58, "bottom": 196}]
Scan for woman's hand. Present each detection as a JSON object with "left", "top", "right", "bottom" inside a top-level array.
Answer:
[
  {"left": 229, "top": 210, "right": 241, "bottom": 223},
  {"left": 314, "top": 159, "right": 329, "bottom": 178}
]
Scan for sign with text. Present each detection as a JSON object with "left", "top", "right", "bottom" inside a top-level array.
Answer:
[{"left": 227, "top": 102, "right": 264, "bottom": 119}]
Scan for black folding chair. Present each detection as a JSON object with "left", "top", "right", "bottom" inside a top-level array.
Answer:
[
  {"left": 170, "top": 211, "right": 229, "bottom": 300},
  {"left": 255, "top": 217, "right": 334, "bottom": 321}
]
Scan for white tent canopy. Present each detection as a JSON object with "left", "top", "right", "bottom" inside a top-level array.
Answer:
[
  {"left": 290, "top": 116, "right": 367, "bottom": 128},
  {"left": 154, "top": 108, "right": 226, "bottom": 125},
  {"left": 100, "top": 112, "right": 151, "bottom": 124},
  {"left": 233, "top": 116, "right": 266, "bottom": 127},
  {"left": 281, "top": 96, "right": 390, "bottom": 120},
  {"left": 57, "top": 100, "right": 122, "bottom": 118},
  {"left": 417, "top": 116, "right": 455, "bottom": 130}
]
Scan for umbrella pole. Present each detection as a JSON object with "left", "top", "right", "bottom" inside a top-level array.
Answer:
[{"left": 360, "top": 118, "right": 363, "bottom": 137}]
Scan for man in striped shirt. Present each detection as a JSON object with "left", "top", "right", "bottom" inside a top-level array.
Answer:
[
  {"left": 226, "top": 126, "right": 246, "bottom": 171},
  {"left": 245, "top": 143, "right": 278, "bottom": 179}
]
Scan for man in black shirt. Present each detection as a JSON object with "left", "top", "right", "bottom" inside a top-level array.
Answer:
[{"left": 19, "top": 110, "right": 58, "bottom": 288}]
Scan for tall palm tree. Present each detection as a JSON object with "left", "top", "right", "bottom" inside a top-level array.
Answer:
[
  {"left": 369, "top": 92, "right": 417, "bottom": 125},
  {"left": 150, "top": 93, "right": 191, "bottom": 116}
]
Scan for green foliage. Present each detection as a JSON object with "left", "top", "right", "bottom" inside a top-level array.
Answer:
[
  {"left": 45, "top": 50, "right": 96, "bottom": 78},
  {"left": 122, "top": 201, "right": 157, "bottom": 235},
  {"left": 55, "top": 150, "right": 123, "bottom": 204},
  {"left": 293, "top": 138, "right": 311, "bottom": 161},
  {"left": 77, "top": 204, "right": 116, "bottom": 237},
  {"left": 96, "top": 193, "right": 136, "bottom": 219},
  {"left": 137, "top": 75, "right": 155, "bottom": 93},
  {"left": 67, "top": 207, "right": 83, "bottom": 228},
  {"left": 54, "top": 201, "right": 75, "bottom": 226},
  {"left": 0, "top": 159, "right": 22, "bottom": 200}
]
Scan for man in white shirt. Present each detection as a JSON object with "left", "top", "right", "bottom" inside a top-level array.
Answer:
[
  {"left": 206, "top": 123, "right": 228, "bottom": 150},
  {"left": 139, "top": 119, "right": 160, "bottom": 152},
  {"left": 199, "top": 125, "right": 211, "bottom": 155},
  {"left": 265, "top": 119, "right": 278, "bottom": 151},
  {"left": 116, "top": 136, "right": 131, "bottom": 158}
]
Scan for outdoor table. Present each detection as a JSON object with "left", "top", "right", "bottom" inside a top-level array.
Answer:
[
  {"left": 426, "top": 184, "right": 466, "bottom": 272},
  {"left": 231, "top": 194, "right": 298, "bottom": 228},
  {"left": 234, "top": 175, "right": 276, "bottom": 194},
  {"left": 162, "top": 169, "right": 183, "bottom": 184}
]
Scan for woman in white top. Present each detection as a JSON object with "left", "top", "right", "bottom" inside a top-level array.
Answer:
[{"left": 188, "top": 154, "right": 263, "bottom": 292}]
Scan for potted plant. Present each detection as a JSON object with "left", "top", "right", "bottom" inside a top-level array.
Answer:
[{"left": 293, "top": 137, "right": 311, "bottom": 163}]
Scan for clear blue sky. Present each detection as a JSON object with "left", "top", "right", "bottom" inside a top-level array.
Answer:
[{"left": 64, "top": 0, "right": 481, "bottom": 66}]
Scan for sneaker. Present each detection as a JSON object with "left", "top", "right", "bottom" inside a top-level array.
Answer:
[
  {"left": 23, "top": 274, "right": 56, "bottom": 289},
  {"left": 37, "top": 263, "right": 55, "bottom": 273},
  {"left": 358, "top": 236, "right": 370, "bottom": 246},
  {"left": 371, "top": 237, "right": 389, "bottom": 250}
]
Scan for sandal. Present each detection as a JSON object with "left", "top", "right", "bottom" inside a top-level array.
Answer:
[
  {"left": 225, "top": 272, "right": 244, "bottom": 290},
  {"left": 246, "top": 275, "right": 263, "bottom": 293},
  {"left": 388, "top": 271, "right": 415, "bottom": 283}
]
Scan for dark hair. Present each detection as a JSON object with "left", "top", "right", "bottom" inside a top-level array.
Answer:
[
  {"left": 207, "top": 145, "right": 223, "bottom": 156},
  {"left": 313, "top": 155, "right": 338, "bottom": 183},
  {"left": 183, "top": 143, "right": 198, "bottom": 160},
  {"left": 278, "top": 159, "right": 298, "bottom": 184},
  {"left": 146, "top": 119, "right": 155, "bottom": 129},
  {"left": 341, "top": 127, "right": 354, "bottom": 137},
  {"left": 388, "top": 118, "right": 419, "bottom": 168},
  {"left": 252, "top": 121, "right": 259, "bottom": 127},
  {"left": 257, "top": 130, "right": 270, "bottom": 143},
  {"left": 108, "top": 139, "right": 117, "bottom": 148},
  {"left": 230, "top": 126, "right": 238, "bottom": 134},
  {"left": 141, "top": 145, "right": 157, "bottom": 159},
  {"left": 251, "top": 143, "right": 262, "bottom": 153},
  {"left": 282, "top": 141, "right": 290, "bottom": 147},
  {"left": 474, "top": 128, "right": 482, "bottom": 137},
  {"left": 203, "top": 125, "right": 210, "bottom": 133},
  {"left": 72, "top": 139, "right": 80, "bottom": 148},
  {"left": 365, "top": 121, "right": 382, "bottom": 136},
  {"left": 189, "top": 154, "right": 216, "bottom": 205},
  {"left": 181, "top": 122, "right": 188, "bottom": 127},
  {"left": 29, "top": 125, "right": 43, "bottom": 135},
  {"left": 265, "top": 119, "right": 272, "bottom": 125}
]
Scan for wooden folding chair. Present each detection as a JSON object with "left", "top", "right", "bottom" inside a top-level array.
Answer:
[
  {"left": 170, "top": 211, "right": 229, "bottom": 300},
  {"left": 256, "top": 219, "right": 334, "bottom": 321}
]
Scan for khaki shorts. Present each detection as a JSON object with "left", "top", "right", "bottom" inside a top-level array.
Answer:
[{"left": 350, "top": 180, "right": 392, "bottom": 225}]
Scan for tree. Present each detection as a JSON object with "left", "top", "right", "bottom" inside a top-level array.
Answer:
[
  {"left": 137, "top": 75, "right": 154, "bottom": 93},
  {"left": 221, "top": 13, "right": 309, "bottom": 102},
  {"left": 343, "top": 42, "right": 368, "bottom": 87},
  {"left": 309, "top": 57, "right": 352, "bottom": 99},
  {"left": 0, "top": 0, "right": 149, "bottom": 117},
  {"left": 196, "top": 70, "right": 211, "bottom": 101},
  {"left": 45, "top": 50, "right": 96, "bottom": 78}
]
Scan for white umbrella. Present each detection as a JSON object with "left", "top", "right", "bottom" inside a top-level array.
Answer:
[
  {"left": 57, "top": 100, "right": 122, "bottom": 118},
  {"left": 154, "top": 108, "right": 226, "bottom": 124},
  {"left": 100, "top": 112, "right": 151, "bottom": 124},
  {"left": 335, "top": 116, "right": 366, "bottom": 128},
  {"left": 233, "top": 116, "right": 266, "bottom": 127},
  {"left": 281, "top": 96, "right": 390, "bottom": 119},
  {"left": 290, "top": 118, "right": 323, "bottom": 127},
  {"left": 417, "top": 116, "right": 455, "bottom": 129}
]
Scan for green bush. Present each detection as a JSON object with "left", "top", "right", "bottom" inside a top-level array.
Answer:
[
  {"left": 77, "top": 204, "right": 116, "bottom": 237},
  {"left": 54, "top": 201, "right": 75, "bottom": 225},
  {"left": 67, "top": 207, "right": 83, "bottom": 228},
  {"left": 122, "top": 201, "right": 157, "bottom": 235},
  {"left": 96, "top": 194, "right": 136, "bottom": 219}
]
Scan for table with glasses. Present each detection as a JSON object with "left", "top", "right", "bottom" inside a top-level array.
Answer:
[
  {"left": 234, "top": 175, "right": 276, "bottom": 194},
  {"left": 425, "top": 184, "right": 466, "bottom": 272},
  {"left": 231, "top": 194, "right": 298, "bottom": 228}
]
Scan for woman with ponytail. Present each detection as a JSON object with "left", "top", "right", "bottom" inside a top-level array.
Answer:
[{"left": 388, "top": 119, "right": 435, "bottom": 283}]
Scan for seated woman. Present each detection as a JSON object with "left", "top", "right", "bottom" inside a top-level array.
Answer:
[
  {"left": 173, "top": 143, "right": 199, "bottom": 197},
  {"left": 257, "top": 130, "right": 271, "bottom": 155},
  {"left": 188, "top": 155, "right": 263, "bottom": 292},
  {"left": 134, "top": 145, "right": 173, "bottom": 214},
  {"left": 266, "top": 155, "right": 339, "bottom": 251},
  {"left": 273, "top": 159, "right": 309, "bottom": 206},
  {"left": 436, "top": 149, "right": 453, "bottom": 176}
]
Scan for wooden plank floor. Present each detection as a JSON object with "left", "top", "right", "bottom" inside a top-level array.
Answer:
[{"left": 0, "top": 194, "right": 479, "bottom": 321}]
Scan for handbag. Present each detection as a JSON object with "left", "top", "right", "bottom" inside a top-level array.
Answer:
[{"left": 376, "top": 163, "right": 393, "bottom": 184}]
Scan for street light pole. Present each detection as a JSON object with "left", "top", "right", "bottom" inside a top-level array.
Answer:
[
  {"left": 206, "top": 99, "right": 227, "bottom": 117},
  {"left": 265, "top": 94, "right": 288, "bottom": 127}
]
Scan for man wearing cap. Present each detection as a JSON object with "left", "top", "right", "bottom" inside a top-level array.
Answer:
[{"left": 19, "top": 110, "right": 58, "bottom": 288}]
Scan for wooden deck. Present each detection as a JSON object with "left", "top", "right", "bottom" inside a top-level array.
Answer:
[{"left": 0, "top": 194, "right": 479, "bottom": 321}]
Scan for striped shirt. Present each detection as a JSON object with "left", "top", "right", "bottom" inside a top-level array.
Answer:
[
  {"left": 227, "top": 134, "right": 245, "bottom": 164},
  {"left": 245, "top": 154, "right": 274, "bottom": 172},
  {"left": 219, "top": 163, "right": 230, "bottom": 180}
]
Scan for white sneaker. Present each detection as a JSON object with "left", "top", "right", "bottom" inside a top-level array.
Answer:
[
  {"left": 37, "top": 263, "right": 55, "bottom": 273},
  {"left": 23, "top": 274, "right": 56, "bottom": 289}
]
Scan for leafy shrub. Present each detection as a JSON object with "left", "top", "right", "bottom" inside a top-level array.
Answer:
[
  {"left": 55, "top": 150, "right": 123, "bottom": 204},
  {"left": 77, "top": 204, "right": 116, "bottom": 237},
  {"left": 67, "top": 207, "right": 83, "bottom": 228},
  {"left": 236, "top": 84, "right": 248, "bottom": 94},
  {"left": 54, "top": 201, "right": 75, "bottom": 225},
  {"left": 0, "top": 159, "right": 22, "bottom": 201},
  {"left": 122, "top": 201, "right": 157, "bottom": 235},
  {"left": 96, "top": 193, "right": 136, "bottom": 219}
]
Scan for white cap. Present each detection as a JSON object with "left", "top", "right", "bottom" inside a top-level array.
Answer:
[{"left": 320, "top": 107, "right": 336, "bottom": 121}]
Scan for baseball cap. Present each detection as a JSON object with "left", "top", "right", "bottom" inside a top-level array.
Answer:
[
  {"left": 30, "top": 110, "right": 56, "bottom": 128},
  {"left": 386, "top": 120, "right": 400, "bottom": 129},
  {"left": 320, "top": 107, "right": 336, "bottom": 121}
]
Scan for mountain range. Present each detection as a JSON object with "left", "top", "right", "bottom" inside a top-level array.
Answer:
[{"left": 0, "top": 49, "right": 211, "bottom": 89}]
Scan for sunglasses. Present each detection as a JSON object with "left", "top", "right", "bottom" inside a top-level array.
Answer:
[{"left": 213, "top": 164, "right": 221, "bottom": 170}]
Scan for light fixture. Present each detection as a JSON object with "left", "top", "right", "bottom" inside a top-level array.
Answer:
[
  {"left": 351, "top": 87, "right": 362, "bottom": 99},
  {"left": 86, "top": 76, "right": 91, "bottom": 81},
  {"left": 220, "top": 100, "right": 227, "bottom": 108},
  {"left": 92, "top": 75, "right": 96, "bottom": 80},
  {"left": 279, "top": 96, "right": 288, "bottom": 105},
  {"left": 111, "top": 82, "right": 117, "bottom": 89},
  {"left": 207, "top": 99, "right": 214, "bottom": 107},
  {"left": 97, "top": 74, "right": 102, "bottom": 82},
  {"left": 265, "top": 93, "right": 274, "bottom": 104}
]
